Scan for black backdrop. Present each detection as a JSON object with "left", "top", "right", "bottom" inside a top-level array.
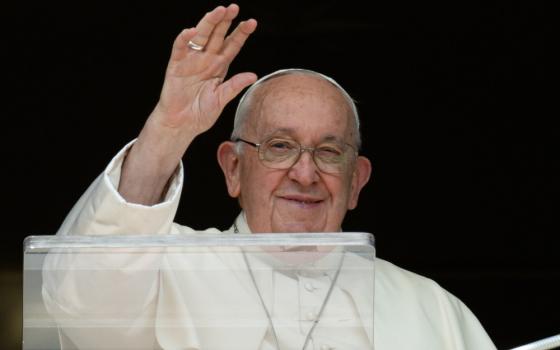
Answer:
[{"left": 3, "top": 1, "right": 554, "bottom": 349}]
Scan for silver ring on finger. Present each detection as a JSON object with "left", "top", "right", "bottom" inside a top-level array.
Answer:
[{"left": 187, "top": 40, "right": 204, "bottom": 51}]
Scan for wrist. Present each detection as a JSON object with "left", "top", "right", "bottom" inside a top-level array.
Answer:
[{"left": 117, "top": 116, "right": 195, "bottom": 205}]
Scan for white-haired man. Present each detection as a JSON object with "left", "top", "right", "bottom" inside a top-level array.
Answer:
[{"left": 44, "top": 4, "right": 496, "bottom": 349}]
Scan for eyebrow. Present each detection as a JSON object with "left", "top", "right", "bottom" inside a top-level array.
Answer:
[
  {"left": 261, "top": 128, "right": 295, "bottom": 140},
  {"left": 322, "top": 135, "right": 342, "bottom": 143},
  {"left": 264, "top": 130, "right": 345, "bottom": 144},
  {"left": 267, "top": 127, "right": 295, "bottom": 135}
]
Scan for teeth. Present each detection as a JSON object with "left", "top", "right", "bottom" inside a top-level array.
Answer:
[
  {"left": 294, "top": 199, "right": 317, "bottom": 204},
  {"left": 284, "top": 197, "right": 320, "bottom": 204}
]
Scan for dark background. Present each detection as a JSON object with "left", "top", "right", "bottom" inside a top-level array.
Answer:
[{"left": 2, "top": 1, "right": 553, "bottom": 349}]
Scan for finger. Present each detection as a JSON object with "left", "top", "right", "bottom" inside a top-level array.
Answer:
[
  {"left": 205, "top": 4, "right": 240, "bottom": 53},
  {"left": 201, "top": 54, "right": 229, "bottom": 80},
  {"left": 218, "top": 72, "right": 258, "bottom": 106},
  {"left": 169, "top": 28, "right": 197, "bottom": 62},
  {"left": 189, "top": 6, "right": 227, "bottom": 50},
  {"left": 221, "top": 19, "right": 258, "bottom": 62}
]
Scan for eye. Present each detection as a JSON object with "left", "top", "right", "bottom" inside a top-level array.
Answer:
[
  {"left": 265, "top": 139, "right": 297, "bottom": 155},
  {"left": 270, "top": 141, "right": 291, "bottom": 149},
  {"left": 317, "top": 145, "right": 343, "bottom": 155},
  {"left": 316, "top": 144, "right": 344, "bottom": 162}
]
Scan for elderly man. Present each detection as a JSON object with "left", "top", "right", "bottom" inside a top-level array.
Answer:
[{"left": 43, "top": 4, "right": 496, "bottom": 349}]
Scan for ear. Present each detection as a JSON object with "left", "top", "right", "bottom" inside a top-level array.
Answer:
[
  {"left": 217, "top": 141, "right": 241, "bottom": 198},
  {"left": 348, "top": 156, "right": 372, "bottom": 210}
]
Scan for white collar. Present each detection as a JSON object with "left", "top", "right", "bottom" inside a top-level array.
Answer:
[{"left": 230, "top": 211, "right": 345, "bottom": 277}]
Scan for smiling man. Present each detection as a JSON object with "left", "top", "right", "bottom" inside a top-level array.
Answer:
[
  {"left": 217, "top": 71, "right": 371, "bottom": 234},
  {"left": 44, "top": 4, "right": 496, "bottom": 349}
]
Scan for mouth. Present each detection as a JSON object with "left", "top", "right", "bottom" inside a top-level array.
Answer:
[{"left": 279, "top": 195, "right": 324, "bottom": 208}]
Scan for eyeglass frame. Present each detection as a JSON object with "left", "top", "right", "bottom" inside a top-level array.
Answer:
[{"left": 232, "top": 136, "right": 359, "bottom": 174}]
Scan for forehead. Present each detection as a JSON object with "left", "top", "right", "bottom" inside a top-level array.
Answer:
[{"left": 247, "top": 74, "right": 354, "bottom": 141}]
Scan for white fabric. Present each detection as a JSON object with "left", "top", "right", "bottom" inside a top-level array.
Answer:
[{"left": 42, "top": 141, "right": 496, "bottom": 350}]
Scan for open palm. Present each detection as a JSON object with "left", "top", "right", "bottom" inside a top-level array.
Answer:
[{"left": 153, "top": 4, "right": 257, "bottom": 135}]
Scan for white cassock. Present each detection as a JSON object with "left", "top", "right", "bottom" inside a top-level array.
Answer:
[{"left": 42, "top": 141, "right": 496, "bottom": 350}]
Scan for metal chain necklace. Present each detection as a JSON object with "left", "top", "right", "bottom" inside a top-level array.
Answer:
[{"left": 234, "top": 222, "right": 344, "bottom": 350}]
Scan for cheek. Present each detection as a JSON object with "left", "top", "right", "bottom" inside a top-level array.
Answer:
[
  {"left": 325, "top": 175, "right": 353, "bottom": 207},
  {"left": 240, "top": 164, "right": 283, "bottom": 207}
]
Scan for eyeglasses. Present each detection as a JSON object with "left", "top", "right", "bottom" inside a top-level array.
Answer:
[{"left": 233, "top": 136, "right": 358, "bottom": 174}]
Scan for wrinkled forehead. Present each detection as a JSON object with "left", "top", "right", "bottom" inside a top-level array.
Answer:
[{"left": 245, "top": 74, "right": 355, "bottom": 140}]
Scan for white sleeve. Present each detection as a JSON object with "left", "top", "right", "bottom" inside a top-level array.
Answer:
[
  {"left": 57, "top": 139, "right": 185, "bottom": 237},
  {"left": 42, "top": 140, "right": 186, "bottom": 349}
]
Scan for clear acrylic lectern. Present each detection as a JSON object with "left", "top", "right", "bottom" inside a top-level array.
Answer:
[{"left": 23, "top": 233, "right": 375, "bottom": 349}]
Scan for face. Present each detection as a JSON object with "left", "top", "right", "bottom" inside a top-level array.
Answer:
[{"left": 218, "top": 74, "right": 371, "bottom": 233}]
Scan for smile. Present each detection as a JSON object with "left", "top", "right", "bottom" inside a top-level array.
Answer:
[{"left": 279, "top": 196, "right": 324, "bottom": 207}]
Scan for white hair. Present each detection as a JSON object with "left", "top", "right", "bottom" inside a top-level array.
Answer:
[{"left": 230, "top": 68, "right": 361, "bottom": 150}]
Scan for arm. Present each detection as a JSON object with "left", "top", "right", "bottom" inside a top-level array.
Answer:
[
  {"left": 42, "top": 5, "right": 257, "bottom": 349},
  {"left": 119, "top": 4, "right": 258, "bottom": 205},
  {"left": 52, "top": 3, "right": 257, "bottom": 238}
]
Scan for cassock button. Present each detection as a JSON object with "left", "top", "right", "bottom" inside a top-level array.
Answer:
[
  {"left": 305, "top": 311, "right": 317, "bottom": 321},
  {"left": 304, "top": 282, "right": 315, "bottom": 292}
]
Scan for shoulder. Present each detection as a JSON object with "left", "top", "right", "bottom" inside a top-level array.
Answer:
[
  {"left": 374, "top": 258, "right": 496, "bottom": 349},
  {"left": 375, "top": 257, "right": 467, "bottom": 316},
  {"left": 375, "top": 258, "right": 446, "bottom": 296}
]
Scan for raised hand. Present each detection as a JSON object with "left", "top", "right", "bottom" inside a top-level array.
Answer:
[
  {"left": 119, "top": 4, "right": 257, "bottom": 205},
  {"left": 152, "top": 4, "right": 258, "bottom": 135}
]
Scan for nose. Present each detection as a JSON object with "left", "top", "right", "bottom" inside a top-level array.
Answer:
[{"left": 287, "top": 149, "right": 320, "bottom": 186}]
